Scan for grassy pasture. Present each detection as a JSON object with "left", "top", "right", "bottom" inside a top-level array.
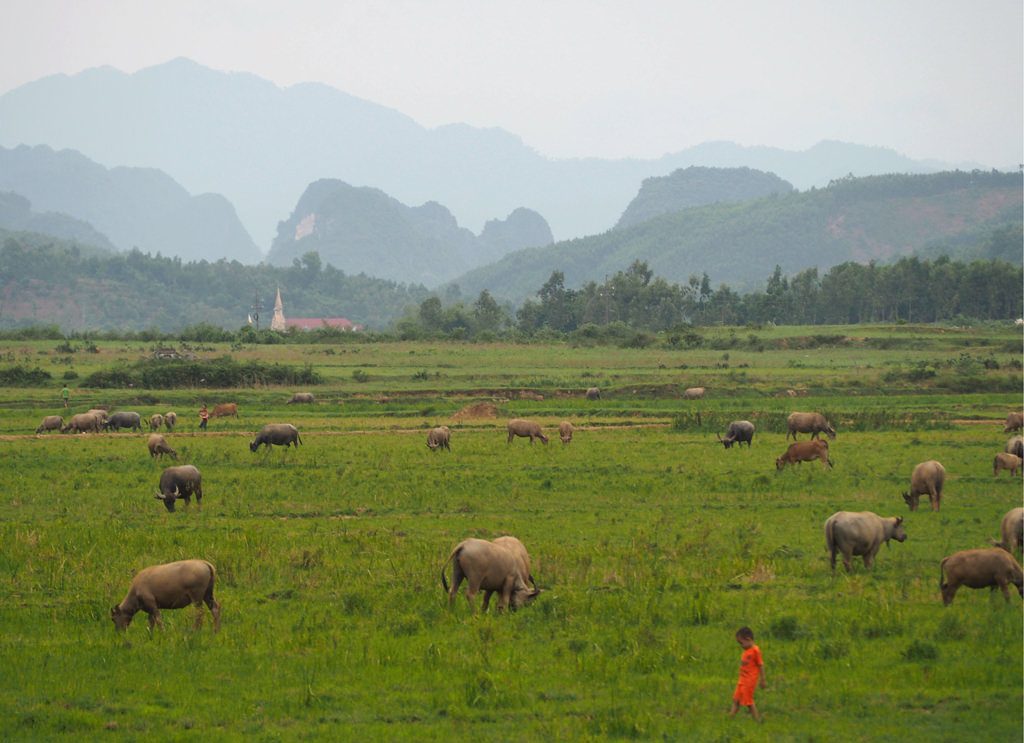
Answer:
[{"left": 0, "top": 325, "right": 1021, "bottom": 740}]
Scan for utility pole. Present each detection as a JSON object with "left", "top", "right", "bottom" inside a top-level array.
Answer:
[{"left": 250, "top": 291, "right": 264, "bottom": 332}]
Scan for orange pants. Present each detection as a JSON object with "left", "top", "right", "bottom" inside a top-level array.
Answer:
[{"left": 733, "top": 682, "right": 756, "bottom": 706}]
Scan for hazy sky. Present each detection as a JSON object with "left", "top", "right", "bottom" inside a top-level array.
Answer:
[{"left": 2, "top": 0, "right": 1021, "bottom": 166}]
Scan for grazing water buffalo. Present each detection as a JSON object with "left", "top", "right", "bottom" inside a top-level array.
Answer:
[
  {"left": 492, "top": 535, "right": 538, "bottom": 589},
  {"left": 507, "top": 418, "right": 548, "bottom": 445},
  {"left": 995, "top": 507, "right": 1024, "bottom": 555},
  {"left": 426, "top": 426, "right": 451, "bottom": 451},
  {"left": 776, "top": 439, "right": 833, "bottom": 470},
  {"left": 149, "top": 413, "right": 164, "bottom": 431},
  {"left": 441, "top": 537, "right": 540, "bottom": 612},
  {"left": 211, "top": 402, "right": 238, "bottom": 418},
  {"left": 683, "top": 386, "right": 706, "bottom": 400},
  {"left": 994, "top": 452, "right": 1022, "bottom": 477},
  {"left": 111, "top": 559, "right": 220, "bottom": 632},
  {"left": 824, "top": 511, "right": 906, "bottom": 572},
  {"left": 61, "top": 412, "right": 103, "bottom": 434},
  {"left": 287, "top": 392, "right": 316, "bottom": 404},
  {"left": 1003, "top": 411, "right": 1023, "bottom": 433},
  {"left": 147, "top": 434, "right": 178, "bottom": 460},
  {"left": 786, "top": 411, "right": 836, "bottom": 441},
  {"left": 902, "top": 460, "right": 946, "bottom": 512},
  {"left": 1006, "top": 436, "right": 1024, "bottom": 459},
  {"left": 718, "top": 420, "right": 755, "bottom": 448},
  {"left": 250, "top": 423, "right": 302, "bottom": 452},
  {"left": 940, "top": 548, "right": 1023, "bottom": 605},
  {"left": 104, "top": 411, "right": 143, "bottom": 432},
  {"left": 36, "top": 415, "right": 63, "bottom": 434},
  {"left": 154, "top": 465, "right": 203, "bottom": 512},
  {"left": 163, "top": 411, "right": 177, "bottom": 431},
  {"left": 585, "top": 387, "right": 601, "bottom": 400},
  {"left": 559, "top": 421, "right": 574, "bottom": 444}
]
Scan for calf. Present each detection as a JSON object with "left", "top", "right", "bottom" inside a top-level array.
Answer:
[
  {"left": 993, "top": 452, "right": 1022, "bottom": 477},
  {"left": 775, "top": 439, "right": 833, "bottom": 470},
  {"left": 147, "top": 434, "right": 178, "bottom": 460}
]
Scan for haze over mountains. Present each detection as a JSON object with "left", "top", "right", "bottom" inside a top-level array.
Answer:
[{"left": 0, "top": 58, "right": 975, "bottom": 251}]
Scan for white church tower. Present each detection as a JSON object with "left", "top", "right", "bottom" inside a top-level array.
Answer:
[{"left": 271, "top": 287, "right": 287, "bottom": 332}]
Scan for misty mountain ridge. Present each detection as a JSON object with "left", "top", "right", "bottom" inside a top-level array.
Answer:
[
  {"left": 0, "top": 58, "right": 979, "bottom": 249},
  {"left": 0, "top": 144, "right": 259, "bottom": 263},
  {"left": 0, "top": 191, "right": 116, "bottom": 252},
  {"left": 266, "top": 179, "right": 553, "bottom": 286}
]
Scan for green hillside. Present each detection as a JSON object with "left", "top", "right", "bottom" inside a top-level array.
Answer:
[{"left": 454, "top": 171, "right": 1023, "bottom": 302}]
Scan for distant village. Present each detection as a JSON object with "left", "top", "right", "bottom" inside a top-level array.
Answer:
[{"left": 259, "top": 288, "right": 362, "bottom": 333}]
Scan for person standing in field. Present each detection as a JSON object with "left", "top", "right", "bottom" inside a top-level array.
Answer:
[
  {"left": 729, "top": 626, "right": 766, "bottom": 722},
  {"left": 61, "top": 385, "right": 70, "bottom": 408},
  {"left": 199, "top": 404, "right": 209, "bottom": 431}
]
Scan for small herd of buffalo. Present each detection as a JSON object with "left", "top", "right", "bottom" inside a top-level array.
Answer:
[{"left": 35, "top": 393, "right": 1024, "bottom": 631}]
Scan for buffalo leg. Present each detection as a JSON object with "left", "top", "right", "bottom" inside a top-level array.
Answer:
[{"left": 481, "top": 590, "right": 494, "bottom": 612}]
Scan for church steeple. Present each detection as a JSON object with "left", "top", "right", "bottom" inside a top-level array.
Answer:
[{"left": 271, "top": 287, "right": 286, "bottom": 332}]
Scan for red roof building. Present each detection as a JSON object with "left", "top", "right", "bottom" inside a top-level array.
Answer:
[{"left": 285, "top": 317, "right": 362, "bottom": 332}]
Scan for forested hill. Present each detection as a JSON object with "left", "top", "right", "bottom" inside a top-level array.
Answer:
[
  {"left": 0, "top": 233, "right": 429, "bottom": 332},
  {"left": 453, "top": 171, "right": 1023, "bottom": 302}
]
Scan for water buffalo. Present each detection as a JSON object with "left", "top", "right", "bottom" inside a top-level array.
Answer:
[
  {"left": 1003, "top": 411, "right": 1023, "bottom": 433},
  {"left": 104, "top": 411, "right": 143, "bottom": 432},
  {"left": 61, "top": 412, "right": 103, "bottom": 434},
  {"left": 154, "top": 464, "right": 203, "bottom": 512},
  {"left": 940, "top": 548, "right": 1023, "bottom": 605},
  {"left": 111, "top": 559, "right": 220, "bottom": 632},
  {"left": 164, "top": 411, "right": 177, "bottom": 431},
  {"left": 149, "top": 413, "right": 164, "bottom": 431},
  {"left": 250, "top": 423, "right": 302, "bottom": 452},
  {"left": 995, "top": 507, "right": 1024, "bottom": 555},
  {"left": 776, "top": 439, "right": 833, "bottom": 470},
  {"left": 211, "top": 403, "right": 238, "bottom": 418},
  {"left": 824, "top": 511, "right": 906, "bottom": 572},
  {"left": 585, "top": 387, "right": 601, "bottom": 400},
  {"left": 559, "top": 421, "right": 574, "bottom": 444},
  {"left": 492, "top": 535, "right": 538, "bottom": 589},
  {"left": 35, "top": 415, "right": 63, "bottom": 434},
  {"left": 903, "top": 460, "right": 945, "bottom": 512},
  {"left": 441, "top": 537, "right": 540, "bottom": 612},
  {"left": 507, "top": 418, "right": 548, "bottom": 445},
  {"left": 718, "top": 420, "right": 755, "bottom": 448},
  {"left": 683, "top": 386, "right": 705, "bottom": 400},
  {"left": 287, "top": 393, "right": 316, "bottom": 404},
  {"left": 426, "top": 426, "right": 451, "bottom": 451},
  {"left": 147, "top": 434, "right": 178, "bottom": 460},
  {"left": 1006, "top": 436, "right": 1024, "bottom": 459},
  {"left": 786, "top": 412, "right": 836, "bottom": 441},
  {"left": 994, "top": 452, "right": 1022, "bottom": 477}
]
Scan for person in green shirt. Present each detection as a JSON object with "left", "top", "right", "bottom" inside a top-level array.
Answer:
[{"left": 61, "top": 386, "right": 70, "bottom": 408}]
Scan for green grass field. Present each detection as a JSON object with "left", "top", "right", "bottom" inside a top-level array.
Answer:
[{"left": 0, "top": 325, "right": 1021, "bottom": 740}]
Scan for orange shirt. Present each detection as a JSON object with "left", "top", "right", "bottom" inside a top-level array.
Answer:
[{"left": 738, "top": 644, "right": 763, "bottom": 686}]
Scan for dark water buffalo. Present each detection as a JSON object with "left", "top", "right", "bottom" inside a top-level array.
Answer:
[
  {"left": 786, "top": 412, "right": 836, "bottom": 441},
  {"left": 441, "top": 537, "right": 540, "bottom": 612},
  {"left": 111, "top": 559, "right": 220, "bottom": 632},
  {"left": 154, "top": 465, "right": 203, "bottom": 512},
  {"left": 585, "top": 387, "right": 601, "bottom": 400},
  {"left": 718, "top": 420, "right": 755, "bottom": 448},
  {"left": 940, "top": 548, "right": 1023, "bottom": 605},
  {"left": 824, "top": 511, "right": 906, "bottom": 572},
  {"left": 250, "top": 423, "right": 302, "bottom": 452},
  {"left": 902, "top": 460, "right": 945, "bottom": 512},
  {"left": 104, "top": 411, "right": 143, "bottom": 432},
  {"left": 1006, "top": 436, "right": 1024, "bottom": 459},
  {"left": 287, "top": 393, "right": 316, "bottom": 404},
  {"left": 776, "top": 439, "right": 833, "bottom": 470}
]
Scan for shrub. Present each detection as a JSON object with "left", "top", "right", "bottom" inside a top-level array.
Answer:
[
  {"left": 83, "top": 357, "right": 322, "bottom": 388},
  {"left": 0, "top": 365, "right": 54, "bottom": 386}
]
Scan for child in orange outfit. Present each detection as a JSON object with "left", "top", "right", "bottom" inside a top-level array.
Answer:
[{"left": 729, "top": 626, "right": 766, "bottom": 722}]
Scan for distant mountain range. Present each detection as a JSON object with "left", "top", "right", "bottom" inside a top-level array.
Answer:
[
  {"left": 452, "top": 171, "right": 1024, "bottom": 302},
  {"left": 0, "top": 191, "right": 115, "bottom": 252},
  {"left": 0, "top": 58, "right": 979, "bottom": 248},
  {"left": 266, "top": 180, "right": 552, "bottom": 285},
  {"left": 0, "top": 144, "right": 259, "bottom": 263}
]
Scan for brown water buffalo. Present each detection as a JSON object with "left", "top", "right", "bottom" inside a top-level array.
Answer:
[
  {"left": 940, "top": 548, "right": 1023, "bottom": 605},
  {"left": 163, "top": 411, "right": 177, "bottom": 431},
  {"left": 585, "top": 387, "right": 601, "bottom": 400},
  {"left": 507, "top": 418, "right": 548, "bottom": 445},
  {"left": 776, "top": 439, "right": 833, "bottom": 470},
  {"left": 1006, "top": 436, "right": 1024, "bottom": 459},
  {"left": 903, "top": 460, "right": 945, "bottom": 512},
  {"left": 786, "top": 412, "right": 836, "bottom": 440},
  {"left": 824, "top": 511, "right": 906, "bottom": 572},
  {"left": 36, "top": 415, "right": 63, "bottom": 434},
  {"left": 559, "top": 421, "right": 574, "bottom": 444},
  {"left": 683, "top": 386, "right": 705, "bottom": 400},
  {"left": 441, "top": 537, "right": 540, "bottom": 612},
  {"left": 111, "top": 559, "right": 220, "bottom": 632},
  {"left": 1003, "top": 411, "right": 1023, "bottom": 433},
  {"left": 718, "top": 420, "right": 755, "bottom": 448},
  {"left": 287, "top": 392, "right": 316, "bottom": 404},
  {"left": 149, "top": 413, "right": 164, "bottom": 431},
  {"left": 994, "top": 507, "right": 1024, "bottom": 556},
  {"left": 993, "top": 452, "right": 1022, "bottom": 477},
  {"left": 211, "top": 403, "right": 238, "bottom": 418},
  {"left": 154, "top": 465, "right": 203, "bottom": 512},
  {"left": 492, "top": 535, "right": 538, "bottom": 589},
  {"left": 426, "top": 426, "right": 451, "bottom": 451},
  {"left": 61, "top": 412, "right": 103, "bottom": 434},
  {"left": 147, "top": 434, "right": 178, "bottom": 460},
  {"left": 250, "top": 423, "right": 302, "bottom": 452}
]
